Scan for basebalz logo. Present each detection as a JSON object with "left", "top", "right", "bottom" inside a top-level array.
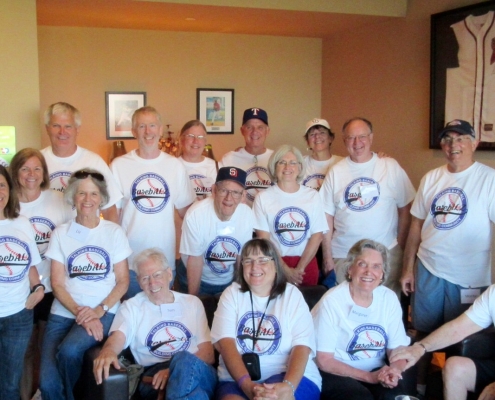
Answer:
[
  {"left": 205, "top": 236, "right": 241, "bottom": 275},
  {"left": 347, "top": 324, "right": 387, "bottom": 361},
  {"left": 274, "top": 207, "right": 309, "bottom": 247},
  {"left": 146, "top": 321, "right": 191, "bottom": 358},
  {"left": 131, "top": 173, "right": 170, "bottom": 214},
  {"left": 237, "top": 311, "right": 281, "bottom": 355},
  {"left": 0, "top": 236, "right": 31, "bottom": 283},
  {"left": 430, "top": 187, "right": 468, "bottom": 230},
  {"left": 49, "top": 171, "right": 71, "bottom": 192},
  {"left": 67, "top": 246, "right": 111, "bottom": 281},
  {"left": 190, "top": 173, "right": 212, "bottom": 198},
  {"left": 343, "top": 178, "right": 380, "bottom": 212},
  {"left": 30, "top": 217, "right": 56, "bottom": 260},
  {"left": 245, "top": 166, "right": 272, "bottom": 202},
  {"left": 302, "top": 173, "right": 325, "bottom": 191}
]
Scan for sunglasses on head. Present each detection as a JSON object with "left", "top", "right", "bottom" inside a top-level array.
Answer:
[{"left": 73, "top": 170, "right": 105, "bottom": 182}]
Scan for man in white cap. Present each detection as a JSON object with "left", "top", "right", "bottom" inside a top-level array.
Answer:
[{"left": 219, "top": 107, "right": 272, "bottom": 206}]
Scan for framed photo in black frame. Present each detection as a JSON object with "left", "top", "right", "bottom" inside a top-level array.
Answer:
[
  {"left": 196, "top": 88, "right": 234, "bottom": 134},
  {"left": 105, "top": 91, "right": 146, "bottom": 139}
]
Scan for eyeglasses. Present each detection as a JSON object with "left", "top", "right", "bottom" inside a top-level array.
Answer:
[
  {"left": 241, "top": 257, "right": 273, "bottom": 267},
  {"left": 73, "top": 170, "right": 104, "bottom": 182},
  {"left": 182, "top": 133, "right": 206, "bottom": 141},
  {"left": 440, "top": 136, "right": 471, "bottom": 146},
  {"left": 139, "top": 271, "right": 166, "bottom": 284},
  {"left": 276, "top": 160, "right": 300, "bottom": 167},
  {"left": 344, "top": 133, "right": 371, "bottom": 143},
  {"left": 216, "top": 187, "right": 243, "bottom": 199},
  {"left": 308, "top": 130, "right": 329, "bottom": 139}
]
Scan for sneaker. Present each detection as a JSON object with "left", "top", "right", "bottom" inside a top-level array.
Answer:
[{"left": 31, "top": 389, "right": 42, "bottom": 400}]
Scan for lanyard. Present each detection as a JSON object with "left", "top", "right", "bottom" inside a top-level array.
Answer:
[{"left": 248, "top": 290, "right": 272, "bottom": 351}]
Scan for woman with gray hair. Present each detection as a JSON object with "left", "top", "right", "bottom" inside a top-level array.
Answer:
[
  {"left": 40, "top": 169, "right": 132, "bottom": 400},
  {"left": 253, "top": 144, "right": 328, "bottom": 286},
  {"left": 312, "top": 239, "right": 415, "bottom": 400}
]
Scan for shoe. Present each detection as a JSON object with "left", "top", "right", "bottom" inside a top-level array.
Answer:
[{"left": 31, "top": 389, "right": 42, "bottom": 400}]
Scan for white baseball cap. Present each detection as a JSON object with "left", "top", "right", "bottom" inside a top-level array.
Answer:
[{"left": 305, "top": 118, "right": 330, "bottom": 134}]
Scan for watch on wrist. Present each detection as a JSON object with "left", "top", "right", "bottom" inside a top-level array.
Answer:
[{"left": 99, "top": 303, "right": 109, "bottom": 315}]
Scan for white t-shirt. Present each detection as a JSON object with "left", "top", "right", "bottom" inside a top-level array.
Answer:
[
  {"left": 412, "top": 162, "right": 495, "bottom": 287},
  {"left": 219, "top": 148, "right": 273, "bottom": 206},
  {"left": 211, "top": 283, "right": 322, "bottom": 388},
  {"left": 253, "top": 185, "right": 328, "bottom": 257},
  {"left": 45, "top": 219, "right": 132, "bottom": 318},
  {"left": 312, "top": 281, "right": 409, "bottom": 371},
  {"left": 110, "top": 150, "right": 195, "bottom": 271},
  {"left": 0, "top": 216, "right": 42, "bottom": 317},
  {"left": 319, "top": 154, "right": 416, "bottom": 258},
  {"left": 178, "top": 156, "right": 217, "bottom": 200},
  {"left": 41, "top": 146, "right": 122, "bottom": 209},
  {"left": 110, "top": 291, "right": 211, "bottom": 367},
  {"left": 465, "top": 284, "right": 495, "bottom": 328},
  {"left": 302, "top": 155, "right": 343, "bottom": 191},
  {"left": 180, "top": 197, "right": 254, "bottom": 286},
  {"left": 20, "top": 190, "right": 73, "bottom": 291}
]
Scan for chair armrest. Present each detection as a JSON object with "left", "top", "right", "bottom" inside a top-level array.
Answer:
[
  {"left": 80, "top": 345, "right": 129, "bottom": 400},
  {"left": 446, "top": 329, "right": 495, "bottom": 359}
]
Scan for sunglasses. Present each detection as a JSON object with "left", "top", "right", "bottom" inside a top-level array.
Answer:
[{"left": 73, "top": 170, "right": 105, "bottom": 182}]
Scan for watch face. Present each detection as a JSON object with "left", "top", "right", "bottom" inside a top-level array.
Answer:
[{"left": 101, "top": 304, "right": 109, "bottom": 311}]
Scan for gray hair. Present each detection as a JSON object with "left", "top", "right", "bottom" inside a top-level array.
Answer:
[
  {"left": 134, "top": 248, "right": 170, "bottom": 275},
  {"left": 342, "top": 117, "right": 373, "bottom": 135},
  {"left": 44, "top": 102, "right": 82, "bottom": 128},
  {"left": 267, "top": 144, "right": 306, "bottom": 184},
  {"left": 64, "top": 168, "right": 109, "bottom": 208},
  {"left": 343, "top": 239, "right": 390, "bottom": 283},
  {"left": 132, "top": 106, "right": 163, "bottom": 129}
]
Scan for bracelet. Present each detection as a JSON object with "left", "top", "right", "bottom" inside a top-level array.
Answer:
[
  {"left": 416, "top": 342, "right": 427, "bottom": 355},
  {"left": 283, "top": 379, "right": 296, "bottom": 397},
  {"left": 31, "top": 283, "right": 45, "bottom": 294},
  {"left": 237, "top": 374, "right": 250, "bottom": 388}
]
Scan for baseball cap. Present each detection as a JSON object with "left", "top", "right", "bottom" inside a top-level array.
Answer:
[
  {"left": 439, "top": 119, "right": 476, "bottom": 139},
  {"left": 242, "top": 107, "right": 268, "bottom": 126},
  {"left": 215, "top": 167, "right": 247, "bottom": 188},
  {"left": 305, "top": 118, "right": 331, "bottom": 135}
]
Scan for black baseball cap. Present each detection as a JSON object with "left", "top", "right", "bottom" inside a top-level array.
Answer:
[{"left": 215, "top": 167, "right": 247, "bottom": 188}]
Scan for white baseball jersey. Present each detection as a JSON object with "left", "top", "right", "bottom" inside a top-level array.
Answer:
[{"left": 445, "top": 11, "right": 495, "bottom": 141}]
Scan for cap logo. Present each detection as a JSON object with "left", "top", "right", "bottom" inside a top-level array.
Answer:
[
  {"left": 448, "top": 120, "right": 462, "bottom": 126},
  {"left": 312, "top": 118, "right": 319, "bottom": 123},
  {"left": 251, "top": 108, "right": 260, "bottom": 116},
  {"left": 229, "top": 168, "right": 238, "bottom": 177}
]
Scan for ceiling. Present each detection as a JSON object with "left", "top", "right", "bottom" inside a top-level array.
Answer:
[{"left": 36, "top": 0, "right": 405, "bottom": 38}]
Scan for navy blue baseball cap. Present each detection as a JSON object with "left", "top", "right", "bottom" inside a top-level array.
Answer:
[
  {"left": 242, "top": 107, "right": 268, "bottom": 126},
  {"left": 215, "top": 167, "right": 247, "bottom": 188},
  {"left": 439, "top": 119, "right": 476, "bottom": 139}
]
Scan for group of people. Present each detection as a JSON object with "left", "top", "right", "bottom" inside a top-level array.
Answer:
[{"left": 1, "top": 99, "right": 495, "bottom": 400}]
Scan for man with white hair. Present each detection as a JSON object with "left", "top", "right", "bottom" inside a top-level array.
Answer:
[{"left": 41, "top": 102, "right": 122, "bottom": 222}]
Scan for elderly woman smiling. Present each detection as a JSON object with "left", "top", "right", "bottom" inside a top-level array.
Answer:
[
  {"left": 311, "top": 239, "right": 415, "bottom": 400},
  {"left": 211, "top": 238, "right": 321, "bottom": 400},
  {"left": 40, "top": 169, "right": 131, "bottom": 400},
  {"left": 253, "top": 145, "right": 328, "bottom": 286}
]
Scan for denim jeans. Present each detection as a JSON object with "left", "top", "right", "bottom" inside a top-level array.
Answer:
[
  {"left": 0, "top": 308, "right": 33, "bottom": 400},
  {"left": 139, "top": 351, "right": 217, "bottom": 400},
  {"left": 40, "top": 312, "right": 114, "bottom": 400},
  {"left": 175, "top": 258, "right": 230, "bottom": 296}
]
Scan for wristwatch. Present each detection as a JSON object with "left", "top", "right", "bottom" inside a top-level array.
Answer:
[{"left": 99, "top": 303, "right": 109, "bottom": 315}]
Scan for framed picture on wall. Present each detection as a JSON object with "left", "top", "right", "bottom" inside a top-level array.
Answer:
[
  {"left": 105, "top": 91, "right": 146, "bottom": 139},
  {"left": 430, "top": 1, "right": 495, "bottom": 150},
  {"left": 196, "top": 88, "right": 234, "bottom": 134}
]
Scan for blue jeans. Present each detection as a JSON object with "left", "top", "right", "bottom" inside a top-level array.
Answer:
[
  {"left": 140, "top": 351, "right": 217, "bottom": 400},
  {"left": 0, "top": 308, "right": 33, "bottom": 400},
  {"left": 40, "top": 313, "right": 114, "bottom": 400},
  {"left": 176, "top": 258, "right": 230, "bottom": 296}
]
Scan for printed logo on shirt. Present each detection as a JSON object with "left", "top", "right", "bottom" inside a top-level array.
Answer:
[
  {"left": 131, "top": 173, "right": 170, "bottom": 214},
  {"left": 146, "top": 321, "right": 192, "bottom": 358},
  {"left": 347, "top": 324, "right": 387, "bottom": 361},
  {"left": 205, "top": 236, "right": 241, "bottom": 275},
  {"left": 343, "top": 178, "right": 380, "bottom": 212},
  {"left": 430, "top": 187, "right": 468, "bottom": 230},
  {"left": 237, "top": 311, "right": 281, "bottom": 355},
  {"left": 49, "top": 171, "right": 71, "bottom": 192},
  {"left": 245, "top": 166, "right": 272, "bottom": 202},
  {"left": 302, "top": 173, "right": 325, "bottom": 191},
  {"left": 0, "top": 236, "right": 31, "bottom": 283},
  {"left": 274, "top": 207, "right": 309, "bottom": 247},
  {"left": 30, "top": 217, "right": 55, "bottom": 260},
  {"left": 189, "top": 173, "right": 212, "bottom": 198},
  {"left": 67, "top": 246, "right": 111, "bottom": 281}
]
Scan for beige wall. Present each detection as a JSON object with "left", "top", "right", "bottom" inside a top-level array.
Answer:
[
  {"left": 38, "top": 27, "right": 321, "bottom": 162},
  {"left": 0, "top": 0, "right": 40, "bottom": 151},
  {"left": 322, "top": 0, "right": 493, "bottom": 187}
]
